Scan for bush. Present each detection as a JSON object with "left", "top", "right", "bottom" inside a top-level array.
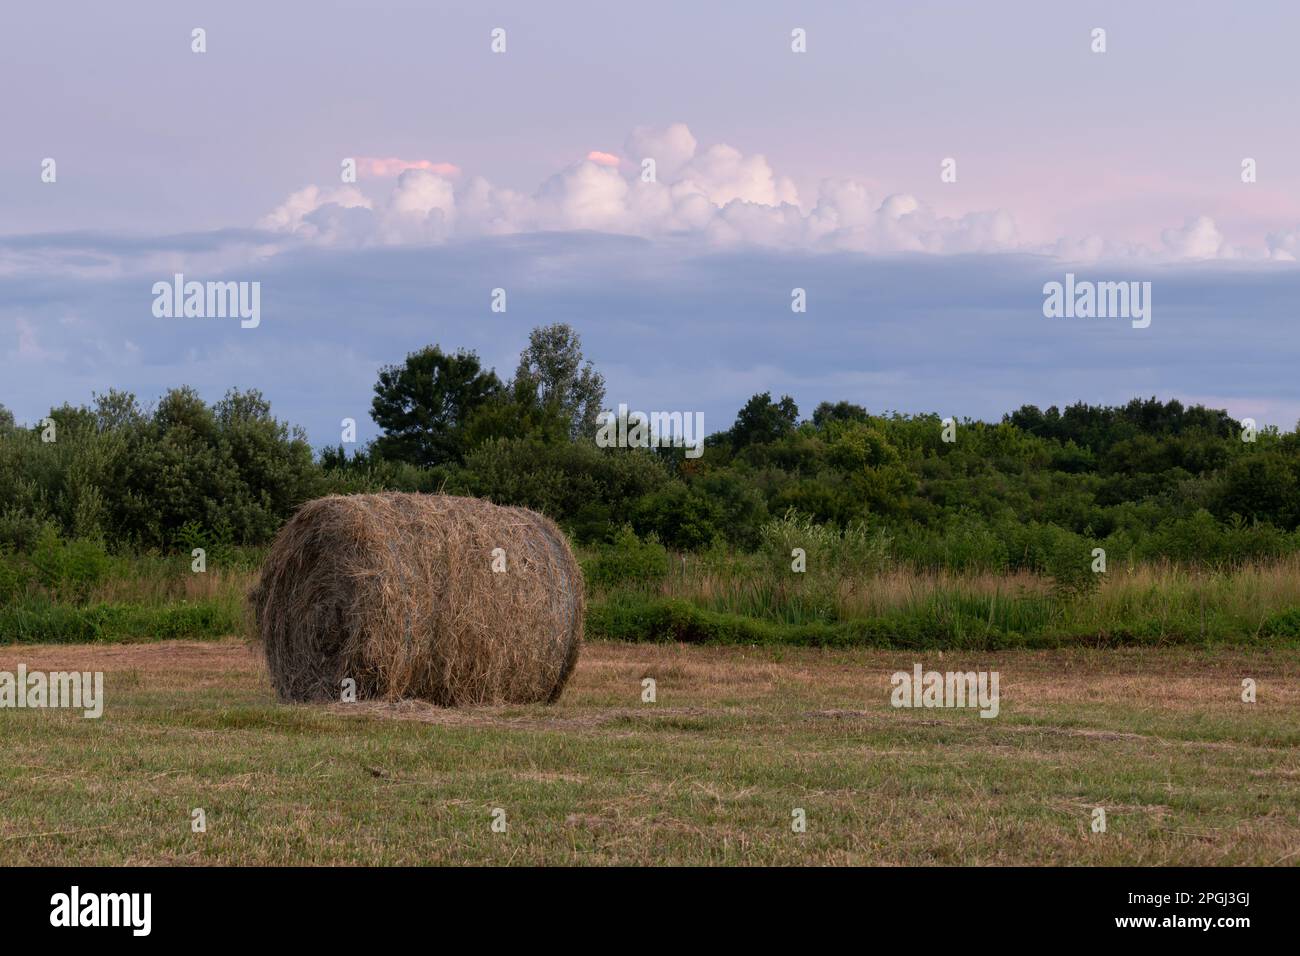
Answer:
[
  {"left": 0, "top": 549, "right": 36, "bottom": 603},
  {"left": 633, "top": 481, "right": 727, "bottom": 550},
  {"left": 583, "top": 527, "right": 670, "bottom": 590},
  {"left": 465, "top": 438, "right": 669, "bottom": 532},
  {"left": 1260, "top": 607, "right": 1300, "bottom": 638},
  {"left": 931, "top": 515, "right": 1008, "bottom": 573},
  {"left": 758, "top": 510, "right": 892, "bottom": 576},
  {"left": 28, "top": 529, "right": 110, "bottom": 604},
  {"left": 1041, "top": 531, "right": 1101, "bottom": 599}
]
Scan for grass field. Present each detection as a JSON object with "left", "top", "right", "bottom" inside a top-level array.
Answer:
[{"left": 2, "top": 638, "right": 1297, "bottom": 865}]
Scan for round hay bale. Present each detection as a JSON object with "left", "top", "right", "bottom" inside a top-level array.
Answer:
[{"left": 250, "top": 492, "right": 583, "bottom": 706}]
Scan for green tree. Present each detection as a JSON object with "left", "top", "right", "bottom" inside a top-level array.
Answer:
[
  {"left": 730, "top": 392, "right": 799, "bottom": 450},
  {"left": 514, "top": 323, "right": 606, "bottom": 440},
  {"left": 92, "top": 390, "right": 144, "bottom": 431},
  {"left": 370, "top": 346, "right": 502, "bottom": 466},
  {"left": 1216, "top": 452, "right": 1300, "bottom": 529},
  {"left": 812, "top": 400, "right": 868, "bottom": 427},
  {"left": 464, "top": 436, "right": 668, "bottom": 532},
  {"left": 462, "top": 376, "right": 573, "bottom": 450}
]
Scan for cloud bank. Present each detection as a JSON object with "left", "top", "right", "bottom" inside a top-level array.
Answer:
[
  {"left": 251, "top": 123, "right": 1297, "bottom": 264},
  {"left": 4, "top": 233, "right": 1300, "bottom": 450}
]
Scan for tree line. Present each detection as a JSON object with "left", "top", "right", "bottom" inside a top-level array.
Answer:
[{"left": 3, "top": 322, "right": 1299, "bottom": 570}]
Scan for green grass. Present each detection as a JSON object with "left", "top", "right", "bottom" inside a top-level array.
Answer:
[
  {"left": 588, "top": 552, "right": 1300, "bottom": 648},
  {"left": 0, "top": 599, "right": 241, "bottom": 644},
  {"left": 586, "top": 595, "right": 1300, "bottom": 650},
  {"left": 6, "top": 548, "right": 1300, "bottom": 649}
]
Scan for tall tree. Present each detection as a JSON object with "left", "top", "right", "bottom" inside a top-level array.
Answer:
[
  {"left": 812, "top": 400, "right": 868, "bottom": 427},
  {"left": 370, "top": 347, "right": 502, "bottom": 466},
  {"left": 514, "top": 324, "right": 606, "bottom": 440},
  {"left": 731, "top": 392, "right": 800, "bottom": 449},
  {"left": 92, "top": 390, "right": 144, "bottom": 431}
]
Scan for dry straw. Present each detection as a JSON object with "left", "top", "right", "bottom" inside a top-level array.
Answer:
[{"left": 251, "top": 493, "right": 583, "bottom": 706}]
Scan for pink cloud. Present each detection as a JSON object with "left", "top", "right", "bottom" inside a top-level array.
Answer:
[
  {"left": 359, "top": 157, "right": 461, "bottom": 178},
  {"left": 586, "top": 150, "right": 620, "bottom": 167}
]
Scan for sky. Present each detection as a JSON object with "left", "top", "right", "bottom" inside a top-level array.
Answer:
[{"left": 3, "top": 0, "right": 1300, "bottom": 445}]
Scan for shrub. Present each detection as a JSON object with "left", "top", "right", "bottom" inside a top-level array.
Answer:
[
  {"left": 28, "top": 529, "right": 111, "bottom": 604},
  {"left": 1038, "top": 525, "right": 1101, "bottom": 599},
  {"left": 759, "top": 510, "right": 891, "bottom": 576},
  {"left": 583, "top": 527, "right": 670, "bottom": 590},
  {"left": 0, "top": 549, "right": 35, "bottom": 603},
  {"left": 1260, "top": 607, "right": 1300, "bottom": 638}
]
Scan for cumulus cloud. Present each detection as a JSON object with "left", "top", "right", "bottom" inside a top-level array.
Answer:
[
  {"left": 1265, "top": 226, "right": 1300, "bottom": 261},
  {"left": 1161, "top": 215, "right": 1226, "bottom": 259},
  {"left": 380, "top": 169, "right": 458, "bottom": 241},
  {"left": 255, "top": 124, "right": 1028, "bottom": 254},
  {"left": 456, "top": 176, "right": 535, "bottom": 237},
  {"left": 535, "top": 161, "right": 630, "bottom": 231},
  {"left": 624, "top": 122, "right": 697, "bottom": 180},
  {"left": 675, "top": 143, "right": 799, "bottom": 207},
  {"left": 257, "top": 185, "right": 372, "bottom": 238},
  {"left": 251, "top": 125, "right": 1291, "bottom": 263}
]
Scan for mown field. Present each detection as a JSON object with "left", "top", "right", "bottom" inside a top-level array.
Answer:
[{"left": 1, "top": 639, "right": 1297, "bottom": 865}]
